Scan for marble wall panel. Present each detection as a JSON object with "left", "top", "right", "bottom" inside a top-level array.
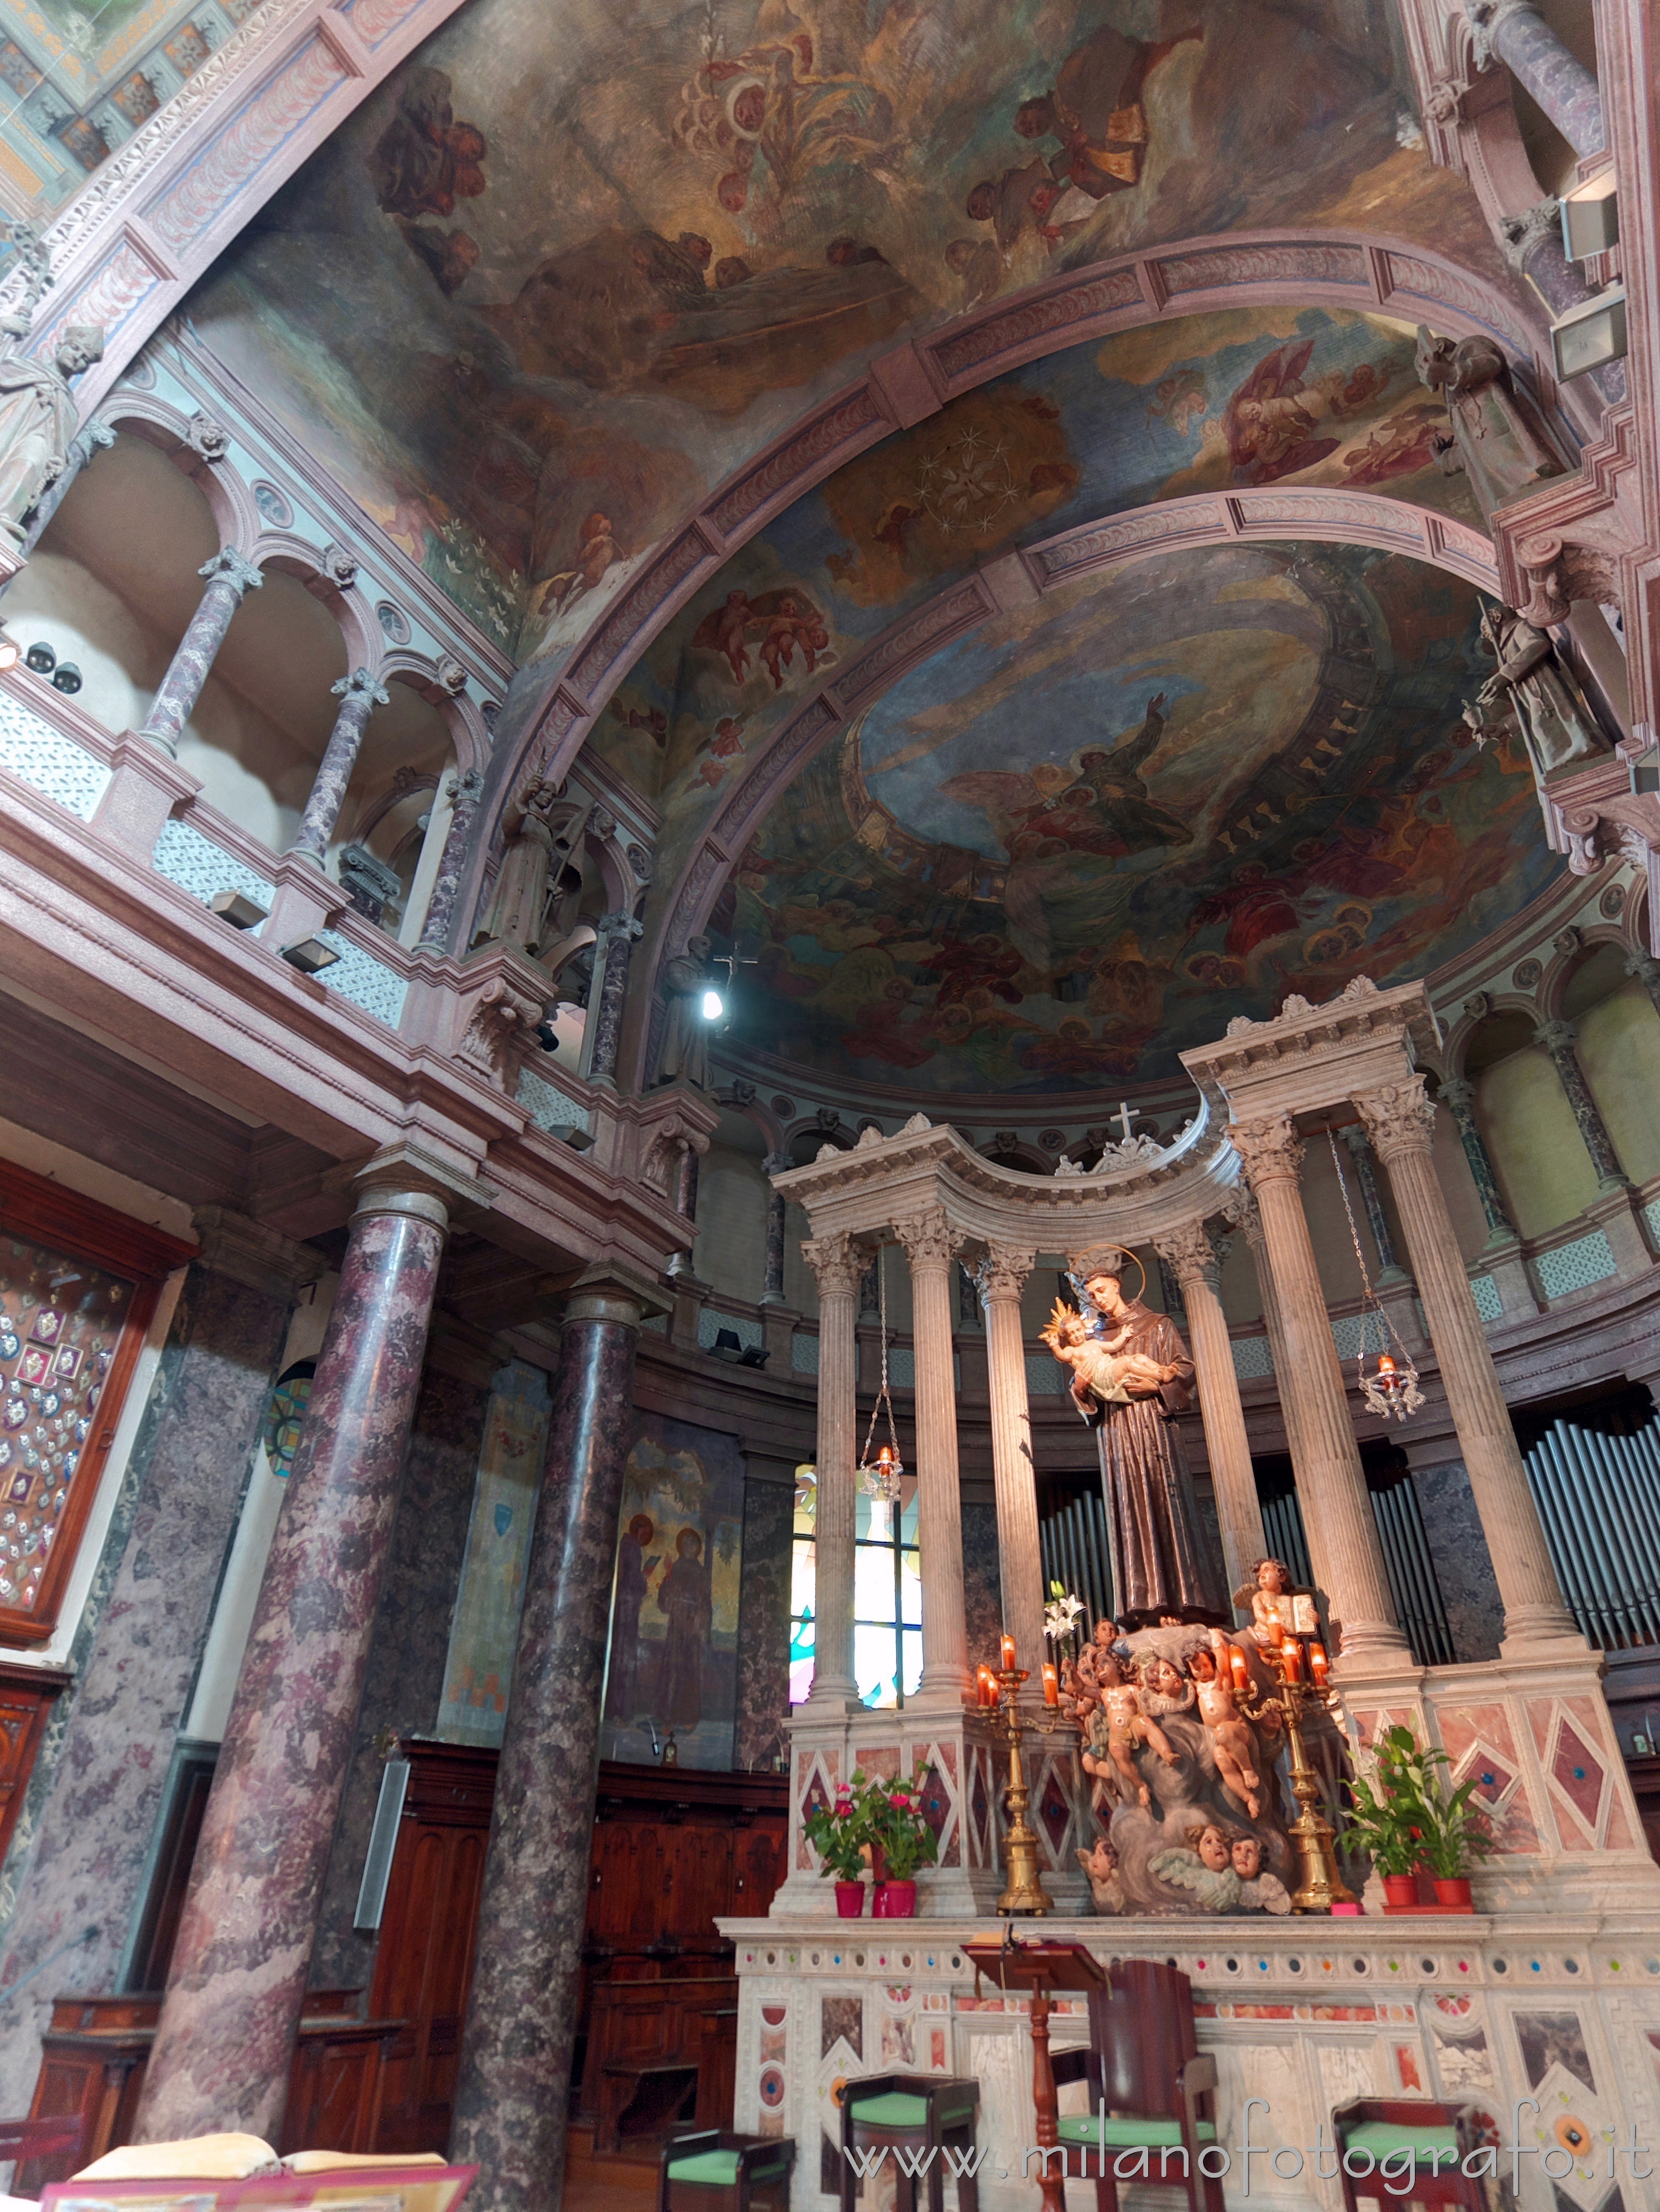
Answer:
[
  {"left": 309, "top": 1367, "right": 487, "bottom": 1993},
  {"left": 962, "top": 1502, "right": 1002, "bottom": 1674},
  {"left": 0, "top": 1263, "right": 289, "bottom": 2117},
  {"left": 735, "top": 1476, "right": 792, "bottom": 1774},
  {"left": 1413, "top": 1458, "right": 1503, "bottom": 1661}
]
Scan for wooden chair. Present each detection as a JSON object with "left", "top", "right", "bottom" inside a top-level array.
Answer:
[
  {"left": 1050, "top": 1959, "right": 1221, "bottom": 2212},
  {"left": 1330, "top": 2098, "right": 1486, "bottom": 2211},
  {"left": 660, "top": 2130, "right": 795, "bottom": 2212},
  {"left": 838, "top": 2074, "right": 981, "bottom": 2212},
  {"left": 2, "top": 2112, "right": 89, "bottom": 2194}
]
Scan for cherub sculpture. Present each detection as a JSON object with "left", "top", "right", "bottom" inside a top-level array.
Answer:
[
  {"left": 1150, "top": 1821, "right": 1241, "bottom": 1911},
  {"left": 1081, "top": 1644, "right": 1180, "bottom": 1810},
  {"left": 1075, "top": 1833, "right": 1125, "bottom": 1914},
  {"left": 1187, "top": 1633, "right": 1263, "bottom": 1820},
  {"left": 1235, "top": 1555, "right": 1319, "bottom": 1645},
  {"left": 1230, "top": 1831, "right": 1291, "bottom": 1915},
  {"left": 1134, "top": 1650, "right": 1196, "bottom": 1720},
  {"left": 1041, "top": 1299, "right": 1178, "bottom": 1407}
]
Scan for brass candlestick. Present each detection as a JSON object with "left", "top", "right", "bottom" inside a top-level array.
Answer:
[
  {"left": 1238, "top": 1645, "right": 1357, "bottom": 1914},
  {"left": 988, "top": 1665, "right": 1064, "bottom": 1916}
]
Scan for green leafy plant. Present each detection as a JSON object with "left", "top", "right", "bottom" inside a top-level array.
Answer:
[
  {"left": 1341, "top": 1723, "right": 1495, "bottom": 1882},
  {"left": 1341, "top": 1771, "right": 1422, "bottom": 1879},
  {"left": 803, "top": 1772, "right": 872, "bottom": 1881},
  {"left": 1418, "top": 1772, "right": 1498, "bottom": 1879},
  {"left": 865, "top": 1763, "right": 941, "bottom": 1882}
]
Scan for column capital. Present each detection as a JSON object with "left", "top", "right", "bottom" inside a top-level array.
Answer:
[
  {"left": 973, "top": 1241, "right": 1035, "bottom": 1304},
  {"left": 1534, "top": 1016, "right": 1576, "bottom": 1053},
  {"left": 349, "top": 1140, "right": 496, "bottom": 1230},
  {"left": 331, "top": 667, "right": 390, "bottom": 708},
  {"left": 191, "top": 1205, "right": 326, "bottom": 1302},
  {"left": 762, "top": 1151, "right": 792, "bottom": 1178},
  {"left": 1230, "top": 1114, "right": 1304, "bottom": 1185},
  {"left": 892, "top": 1206, "right": 962, "bottom": 1271},
  {"left": 198, "top": 547, "right": 264, "bottom": 596},
  {"left": 1439, "top": 1076, "right": 1477, "bottom": 1113},
  {"left": 1154, "top": 1218, "right": 1221, "bottom": 1292},
  {"left": 1626, "top": 951, "right": 1660, "bottom": 990},
  {"left": 801, "top": 1229, "right": 872, "bottom": 1300},
  {"left": 1222, "top": 1183, "right": 1264, "bottom": 1244},
  {"left": 596, "top": 908, "right": 644, "bottom": 943},
  {"left": 1355, "top": 1077, "right": 1437, "bottom": 1161}
]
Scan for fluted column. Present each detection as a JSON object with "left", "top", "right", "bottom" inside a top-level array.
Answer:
[
  {"left": 1225, "top": 1183, "right": 1291, "bottom": 1380},
  {"left": 761, "top": 1154, "right": 790, "bottom": 1304},
  {"left": 452, "top": 1270, "right": 649, "bottom": 2212},
  {"left": 1357, "top": 1079, "right": 1581, "bottom": 1652},
  {"left": 1535, "top": 1018, "right": 1630, "bottom": 1191},
  {"left": 137, "top": 1155, "right": 451, "bottom": 2141},
  {"left": 139, "top": 548, "right": 263, "bottom": 757},
  {"left": 414, "top": 768, "right": 484, "bottom": 954},
  {"left": 1466, "top": 0, "right": 1604, "bottom": 154},
  {"left": 586, "top": 910, "right": 642, "bottom": 1088},
  {"left": 1230, "top": 1118, "right": 1408, "bottom": 1665},
  {"left": 289, "top": 669, "right": 390, "bottom": 864},
  {"left": 1342, "top": 1124, "right": 1407, "bottom": 1286},
  {"left": 1439, "top": 1077, "right": 1518, "bottom": 1246},
  {"left": 1155, "top": 1220, "right": 1266, "bottom": 1610},
  {"left": 974, "top": 1243, "right": 1044, "bottom": 1680},
  {"left": 800, "top": 1232, "right": 868, "bottom": 1707},
  {"left": 894, "top": 1207, "right": 972, "bottom": 1705}
]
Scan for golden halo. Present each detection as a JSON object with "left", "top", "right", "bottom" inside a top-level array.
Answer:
[{"left": 1069, "top": 1245, "right": 1147, "bottom": 1306}]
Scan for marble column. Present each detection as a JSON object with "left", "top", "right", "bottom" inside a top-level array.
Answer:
[
  {"left": 1230, "top": 1118, "right": 1409, "bottom": 1665},
  {"left": 1155, "top": 1220, "right": 1266, "bottom": 1610},
  {"left": 20, "top": 417, "right": 114, "bottom": 554},
  {"left": 1535, "top": 1017, "right": 1630, "bottom": 1191},
  {"left": 415, "top": 769, "right": 484, "bottom": 954},
  {"left": 139, "top": 549, "right": 263, "bottom": 758},
  {"left": 1438, "top": 1077, "right": 1518, "bottom": 1245},
  {"left": 1342, "top": 1124, "right": 1408, "bottom": 1286},
  {"left": 450, "top": 1275, "right": 648, "bottom": 2212},
  {"left": 676, "top": 1140, "right": 701, "bottom": 1222},
  {"left": 1225, "top": 1183, "right": 1291, "bottom": 1380},
  {"left": 585, "top": 910, "right": 642, "bottom": 1088},
  {"left": 1467, "top": 0, "right": 1604, "bottom": 155},
  {"left": 974, "top": 1243, "right": 1045, "bottom": 1682},
  {"left": 289, "top": 670, "right": 390, "bottom": 865},
  {"left": 136, "top": 1159, "right": 452, "bottom": 2143},
  {"left": 1357, "top": 1079, "right": 1581, "bottom": 1652},
  {"left": 760, "top": 1155, "right": 790, "bottom": 1304},
  {"left": 894, "top": 1207, "right": 972, "bottom": 1706},
  {"left": 800, "top": 1232, "right": 867, "bottom": 1707},
  {"left": 1498, "top": 200, "right": 1624, "bottom": 407}
]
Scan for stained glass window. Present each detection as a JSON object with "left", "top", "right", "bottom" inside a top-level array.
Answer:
[{"left": 790, "top": 1469, "right": 921, "bottom": 1709}]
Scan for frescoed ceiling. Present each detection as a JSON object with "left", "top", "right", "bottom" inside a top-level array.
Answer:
[
  {"left": 710, "top": 542, "right": 1555, "bottom": 1095},
  {"left": 177, "top": 0, "right": 1513, "bottom": 657}
]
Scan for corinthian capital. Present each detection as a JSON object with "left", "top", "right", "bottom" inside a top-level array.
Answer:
[
  {"left": 1222, "top": 1183, "right": 1264, "bottom": 1244},
  {"left": 1356, "top": 1079, "right": 1437, "bottom": 1160},
  {"left": 1154, "top": 1220, "right": 1220, "bottom": 1293},
  {"left": 892, "top": 1207, "right": 962, "bottom": 1271},
  {"left": 973, "top": 1242, "right": 1034, "bottom": 1304},
  {"left": 801, "top": 1230, "right": 871, "bottom": 1301},
  {"left": 1230, "top": 1115, "right": 1304, "bottom": 1186}
]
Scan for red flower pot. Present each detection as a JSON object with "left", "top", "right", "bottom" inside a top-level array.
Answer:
[
  {"left": 1433, "top": 1876, "right": 1474, "bottom": 1909},
  {"left": 834, "top": 1881, "right": 865, "bottom": 1918},
  {"left": 878, "top": 1880, "right": 917, "bottom": 1918},
  {"left": 1382, "top": 1874, "right": 1418, "bottom": 1909}
]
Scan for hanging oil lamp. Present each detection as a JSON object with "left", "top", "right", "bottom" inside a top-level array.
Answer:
[
  {"left": 1329, "top": 1129, "right": 1424, "bottom": 1423},
  {"left": 858, "top": 1246, "right": 904, "bottom": 1504}
]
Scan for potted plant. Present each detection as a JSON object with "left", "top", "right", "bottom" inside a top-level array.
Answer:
[
  {"left": 804, "top": 1775, "right": 872, "bottom": 1917},
  {"left": 866, "top": 1764, "right": 938, "bottom": 1917},
  {"left": 1342, "top": 1723, "right": 1436, "bottom": 1909},
  {"left": 1417, "top": 1771, "right": 1496, "bottom": 1908}
]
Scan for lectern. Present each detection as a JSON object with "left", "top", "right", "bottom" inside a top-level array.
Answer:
[{"left": 962, "top": 1936, "right": 1108, "bottom": 2212}]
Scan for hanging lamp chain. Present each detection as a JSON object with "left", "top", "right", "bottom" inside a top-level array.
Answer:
[
  {"left": 858, "top": 1244, "right": 903, "bottom": 1497},
  {"left": 1326, "top": 1127, "right": 1423, "bottom": 1421}
]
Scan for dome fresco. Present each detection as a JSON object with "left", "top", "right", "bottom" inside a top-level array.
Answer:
[{"left": 719, "top": 541, "right": 1557, "bottom": 1094}]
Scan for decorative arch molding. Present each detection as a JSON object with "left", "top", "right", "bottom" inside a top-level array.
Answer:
[{"left": 629, "top": 485, "right": 1501, "bottom": 1092}]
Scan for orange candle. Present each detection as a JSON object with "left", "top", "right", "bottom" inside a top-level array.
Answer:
[
  {"left": 1041, "top": 1662, "right": 1059, "bottom": 1707},
  {"left": 976, "top": 1665, "right": 992, "bottom": 1707},
  {"left": 1001, "top": 1634, "right": 1016, "bottom": 1673},
  {"left": 1282, "top": 1639, "right": 1304, "bottom": 1683},
  {"left": 1309, "top": 1642, "right": 1329, "bottom": 1686},
  {"left": 1266, "top": 1614, "right": 1285, "bottom": 1649},
  {"left": 1229, "top": 1644, "right": 1249, "bottom": 1694}
]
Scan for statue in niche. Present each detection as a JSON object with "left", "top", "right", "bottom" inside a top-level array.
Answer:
[
  {"left": 1054, "top": 1244, "right": 1227, "bottom": 1628},
  {"left": 1413, "top": 326, "right": 1562, "bottom": 521},
  {"left": 0, "top": 323, "right": 103, "bottom": 548},
  {"left": 474, "top": 776, "right": 573, "bottom": 957},
  {"left": 1462, "top": 603, "right": 1612, "bottom": 779},
  {"left": 653, "top": 934, "right": 717, "bottom": 1090}
]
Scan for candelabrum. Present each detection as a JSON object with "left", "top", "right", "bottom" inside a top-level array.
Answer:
[
  {"left": 979, "top": 1647, "right": 1066, "bottom": 1917},
  {"left": 1235, "top": 1635, "right": 1358, "bottom": 1914}
]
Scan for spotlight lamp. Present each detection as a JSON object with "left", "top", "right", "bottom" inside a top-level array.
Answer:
[
  {"left": 1561, "top": 169, "right": 1619, "bottom": 261},
  {"left": 281, "top": 937, "right": 340, "bottom": 975},
  {"left": 1550, "top": 283, "right": 1627, "bottom": 383},
  {"left": 701, "top": 986, "right": 724, "bottom": 1020}
]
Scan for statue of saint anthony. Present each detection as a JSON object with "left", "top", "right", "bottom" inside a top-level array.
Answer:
[{"left": 1055, "top": 1245, "right": 1227, "bottom": 1628}]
